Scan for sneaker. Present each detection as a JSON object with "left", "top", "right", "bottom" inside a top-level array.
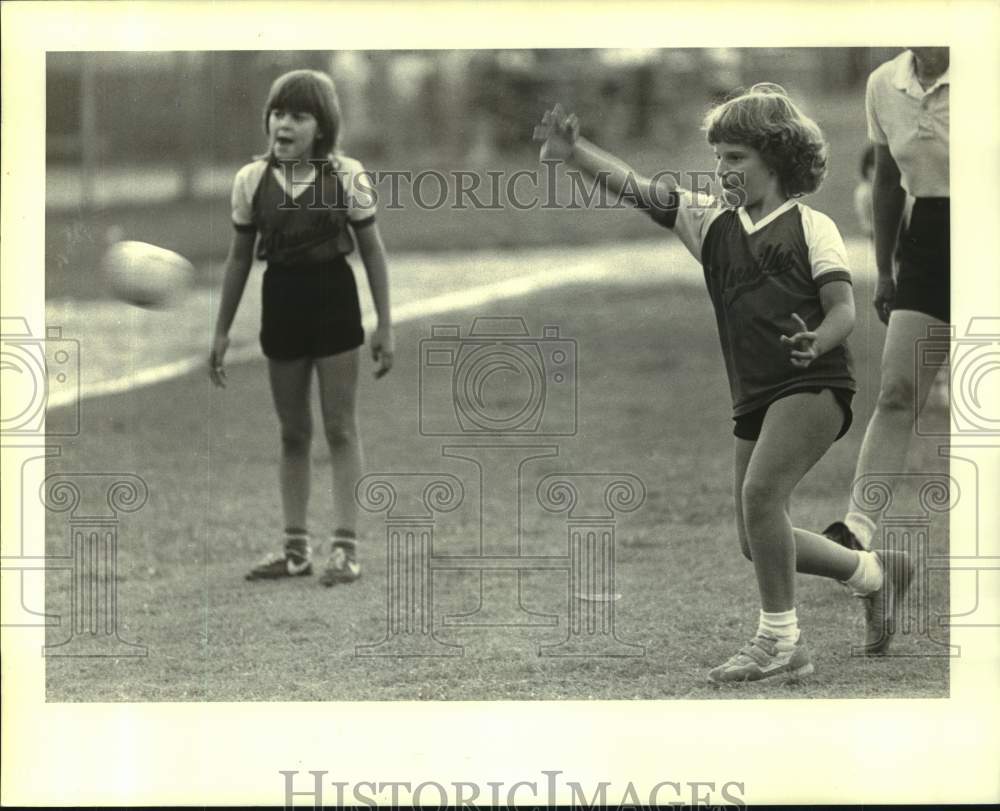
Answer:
[
  {"left": 860, "top": 549, "right": 915, "bottom": 655},
  {"left": 707, "top": 634, "right": 814, "bottom": 684},
  {"left": 245, "top": 547, "right": 313, "bottom": 581},
  {"left": 319, "top": 540, "right": 361, "bottom": 587},
  {"left": 822, "top": 520, "right": 867, "bottom": 552}
]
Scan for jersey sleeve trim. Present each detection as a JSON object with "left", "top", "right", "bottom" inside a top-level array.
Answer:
[
  {"left": 815, "top": 269, "right": 852, "bottom": 286},
  {"left": 647, "top": 190, "right": 680, "bottom": 229},
  {"left": 349, "top": 214, "right": 376, "bottom": 230}
]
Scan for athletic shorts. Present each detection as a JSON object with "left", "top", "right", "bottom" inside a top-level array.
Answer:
[
  {"left": 733, "top": 387, "right": 854, "bottom": 442},
  {"left": 260, "top": 258, "right": 364, "bottom": 361},
  {"left": 895, "top": 197, "right": 949, "bottom": 323}
]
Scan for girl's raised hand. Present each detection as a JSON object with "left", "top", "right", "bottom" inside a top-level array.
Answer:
[
  {"left": 780, "top": 313, "right": 820, "bottom": 368},
  {"left": 534, "top": 104, "right": 579, "bottom": 161},
  {"left": 208, "top": 333, "right": 230, "bottom": 388},
  {"left": 372, "top": 322, "right": 395, "bottom": 379}
]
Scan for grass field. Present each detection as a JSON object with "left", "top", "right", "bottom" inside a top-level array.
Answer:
[{"left": 43, "top": 265, "right": 951, "bottom": 701}]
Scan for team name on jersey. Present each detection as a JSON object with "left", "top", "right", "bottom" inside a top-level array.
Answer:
[{"left": 718, "top": 242, "right": 800, "bottom": 305}]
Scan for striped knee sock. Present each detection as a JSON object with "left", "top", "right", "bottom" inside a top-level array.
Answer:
[
  {"left": 331, "top": 527, "right": 356, "bottom": 551},
  {"left": 283, "top": 527, "right": 311, "bottom": 561}
]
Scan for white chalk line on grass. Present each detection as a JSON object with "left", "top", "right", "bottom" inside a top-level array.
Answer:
[{"left": 46, "top": 257, "right": 687, "bottom": 410}]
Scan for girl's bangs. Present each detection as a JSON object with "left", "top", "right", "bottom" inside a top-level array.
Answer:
[
  {"left": 269, "top": 76, "right": 324, "bottom": 116},
  {"left": 707, "top": 103, "right": 757, "bottom": 145}
]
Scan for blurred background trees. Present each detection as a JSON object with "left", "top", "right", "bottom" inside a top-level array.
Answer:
[
  {"left": 46, "top": 48, "right": 899, "bottom": 208},
  {"left": 45, "top": 48, "right": 904, "bottom": 300}
]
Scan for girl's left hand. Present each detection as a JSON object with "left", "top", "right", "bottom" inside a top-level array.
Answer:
[
  {"left": 208, "top": 332, "right": 230, "bottom": 388},
  {"left": 372, "top": 322, "right": 395, "bottom": 379},
  {"left": 534, "top": 104, "right": 579, "bottom": 162},
  {"left": 780, "top": 313, "right": 820, "bottom": 368}
]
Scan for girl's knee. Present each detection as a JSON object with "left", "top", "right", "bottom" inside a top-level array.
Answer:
[
  {"left": 740, "top": 476, "right": 783, "bottom": 516},
  {"left": 323, "top": 418, "right": 358, "bottom": 449},
  {"left": 280, "top": 421, "right": 312, "bottom": 454},
  {"left": 876, "top": 376, "right": 915, "bottom": 414}
]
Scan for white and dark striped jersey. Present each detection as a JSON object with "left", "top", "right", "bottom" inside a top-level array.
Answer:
[
  {"left": 651, "top": 190, "right": 856, "bottom": 416},
  {"left": 230, "top": 155, "right": 377, "bottom": 267}
]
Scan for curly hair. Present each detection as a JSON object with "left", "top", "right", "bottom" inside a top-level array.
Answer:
[
  {"left": 703, "top": 83, "right": 828, "bottom": 198},
  {"left": 262, "top": 69, "right": 343, "bottom": 158}
]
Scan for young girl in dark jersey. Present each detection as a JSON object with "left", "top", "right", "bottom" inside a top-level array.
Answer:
[
  {"left": 534, "top": 84, "right": 913, "bottom": 683},
  {"left": 209, "top": 69, "right": 393, "bottom": 587}
]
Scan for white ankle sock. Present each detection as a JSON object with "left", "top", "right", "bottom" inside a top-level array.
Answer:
[
  {"left": 844, "top": 512, "right": 876, "bottom": 550},
  {"left": 844, "top": 551, "right": 883, "bottom": 596},
  {"left": 758, "top": 608, "right": 800, "bottom": 649}
]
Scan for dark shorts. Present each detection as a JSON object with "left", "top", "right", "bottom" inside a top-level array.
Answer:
[
  {"left": 895, "top": 197, "right": 949, "bottom": 323},
  {"left": 260, "top": 258, "right": 364, "bottom": 361},
  {"left": 733, "top": 387, "right": 855, "bottom": 442}
]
